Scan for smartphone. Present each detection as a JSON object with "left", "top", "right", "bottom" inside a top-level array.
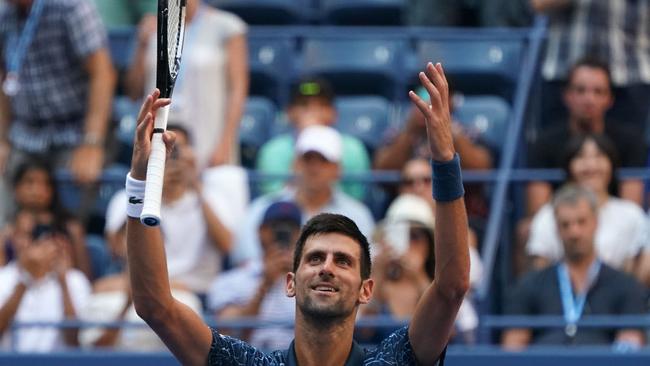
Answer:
[
  {"left": 31, "top": 224, "right": 53, "bottom": 241},
  {"left": 383, "top": 221, "right": 409, "bottom": 257},
  {"left": 272, "top": 222, "right": 297, "bottom": 248}
]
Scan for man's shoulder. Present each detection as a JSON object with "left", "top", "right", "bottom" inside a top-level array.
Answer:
[
  {"left": 534, "top": 124, "right": 569, "bottom": 144},
  {"left": 364, "top": 326, "right": 420, "bottom": 365},
  {"left": 207, "top": 327, "right": 285, "bottom": 365},
  {"left": 518, "top": 264, "right": 558, "bottom": 288}
]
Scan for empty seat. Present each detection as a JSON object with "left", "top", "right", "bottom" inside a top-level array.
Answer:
[
  {"left": 247, "top": 35, "right": 296, "bottom": 105},
  {"left": 321, "top": 0, "right": 406, "bottom": 26},
  {"left": 453, "top": 95, "right": 511, "bottom": 155},
  {"left": 302, "top": 34, "right": 408, "bottom": 100},
  {"left": 206, "top": 0, "right": 305, "bottom": 25},
  {"left": 415, "top": 38, "right": 523, "bottom": 100},
  {"left": 335, "top": 96, "right": 391, "bottom": 155},
  {"left": 107, "top": 27, "right": 137, "bottom": 71},
  {"left": 239, "top": 97, "right": 277, "bottom": 167}
]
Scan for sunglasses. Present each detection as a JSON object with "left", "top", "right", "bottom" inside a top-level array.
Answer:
[{"left": 401, "top": 176, "right": 432, "bottom": 186}]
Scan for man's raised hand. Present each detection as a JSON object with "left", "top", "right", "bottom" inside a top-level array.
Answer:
[{"left": 408, "top": 62, "right": 455, "bottom": 163}]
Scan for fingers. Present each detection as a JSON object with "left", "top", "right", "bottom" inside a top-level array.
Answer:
[
  {"left": 409, "top": 89, "right": 431, "bottom": 118},
  {"left": 419, "top": 69, "right": 443, "bottom": 112},
  {"left": 163, "top": 130, "right": 177, "bottom": 157},
  {"left": 426, "top": 62, "right": 449, "bottom": 110}
]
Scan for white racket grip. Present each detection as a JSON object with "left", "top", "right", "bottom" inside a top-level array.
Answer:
[{"left": 140, "top": 105, "right": 170, "bottom": 226}]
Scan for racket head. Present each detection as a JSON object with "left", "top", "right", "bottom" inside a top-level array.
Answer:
[{"left": 156, "top": 0, "right": 187, "bottom": 98}]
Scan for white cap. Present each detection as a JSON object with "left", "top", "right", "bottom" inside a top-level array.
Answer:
[
  {"left": 295, "top": 125, "right": 342, "bottom": 163},
  {"left": 105, "top": 190, "right": 128, "bottom": 234},
  {"left": 385, "top": 194, "right": 435, "bottom": 231}
]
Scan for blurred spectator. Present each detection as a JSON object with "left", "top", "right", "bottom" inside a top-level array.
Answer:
[
  {"left": 532, "top": 0, "right": 650, "bottom": 129},
  {"left": 407, "top": 0, "right": 533, "bottom": 27},
  {"left": 93, "top": 0, "right": 156, "bottom": 28},
  {"left": 399, "top": 157, "right": 482, "bottom": 250},
  {"left": 527, "top": 58, "right": 646, "bottom": 215},
  {"left": 233, "top": 125, "right": 375, "bottom": 266},
  {"left": 375, "top": 87, "right": 493, "bottom": 232},
  {"left": 78, "top": 190, "right": 201, "bottom": 350},
  {"left": 207, "top": 201, "right": 300, "bottom": 350},
  {"left": 0, "top": 229, "right": 91, "bottom": 352},
  {"left": 152, "top": 124, "right": 245, "bottom": 293},
  {"left": 361, "top": 194, "right": 481, "bottom": 344},
  {"left": 256, "top": 77, "right": 370, "bottom": 201},
  {"left": 0, "top": 161, "right": 92, "bottom": 279},
  {"left": 126, "top": 0, "right": 248, "bottom": 169},
  {"left": 0, "top": 0, "right": 116, "bottom": 224},
  {"left": 527, "top": 134, "right": 648, "bottom": 280},
  {"left": 503, "top": 184, "right": 646, "bottom": 349}
]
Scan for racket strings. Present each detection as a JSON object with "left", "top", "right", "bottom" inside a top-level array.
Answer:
[{"left": 167, "top": 0, "right": 183, "bottom": 78}]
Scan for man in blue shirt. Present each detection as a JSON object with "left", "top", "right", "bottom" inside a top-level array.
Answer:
[{"left": 124, "top": 62, "right": 469, "bottom": 365}]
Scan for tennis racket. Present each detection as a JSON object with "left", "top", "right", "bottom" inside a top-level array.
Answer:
[{"left": 140, "top": 0, "right": 187, "bottom": 226}]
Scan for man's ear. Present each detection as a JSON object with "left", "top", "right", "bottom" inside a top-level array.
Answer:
[
  {"left": 286, "top": 272, "right": 296, "bottom": 298},
  {"left": 358, "top": 278, "right": 374, "bottom": 305}
]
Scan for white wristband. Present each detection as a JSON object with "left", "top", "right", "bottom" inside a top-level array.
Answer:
[{"left": 125, "top": 172, "right": 146, "bottom": 219}]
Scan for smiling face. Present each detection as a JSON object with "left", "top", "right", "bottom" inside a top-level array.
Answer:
[
  {"left": 569, "top": 138, "right": 613, "bottom": 196},
  {"left": 286, "top": 232, "right": 373, "bottom": 322}
]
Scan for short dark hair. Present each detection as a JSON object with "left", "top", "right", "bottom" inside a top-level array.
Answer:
[
  {"left": 562, "top": 133, "right": 620, "bottom": 196},
  {"left": 292, "top": 213, "right": 372, "bottom": 280},
  {"left": 566, "top": 57, "right": 613, "bottom": 92}
]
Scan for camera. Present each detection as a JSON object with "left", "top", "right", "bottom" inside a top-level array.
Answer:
[
  {"left": 31, "top": 224, "right": 53, "bottom": 241},
  {"left": 272, "top": 221, "right": 297, "bottom": 248}
]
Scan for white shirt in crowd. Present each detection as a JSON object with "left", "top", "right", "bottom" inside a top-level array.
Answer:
[
  {"left": 527, "top": 198, "right": 648, "bottom": 268},
  {"left": 0, "top": 263, "right": 91, "bottom": 352}
]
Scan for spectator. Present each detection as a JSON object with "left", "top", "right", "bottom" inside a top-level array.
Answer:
[
  {"left": 527, "top": 134, "right": 647, "bottom": 280},
  {"left": 152, "top": 124, "right": 243, "bottom": 293},
  {"left": 0, "top": 227, "right": 91, "bottom": 352},
  {"left": 207, "top": 201, "right": 301, "bottom": 350},
  {"left": 78, "top": 190, "right": 201, "bottom": 350},
  {"left": 503, "top": 184, "right": 646, "bottom": 349},
  {"left": 532, "top": 0, "right": 650, "bottom": 129},
  {"left": 256, "top": 77, "right": 370, "bottom": 201},
  {"left": 93, "top": 0, "right": 156, "bottom": 28},
  {"left": 362, "top": 194, "right": 481, "bottom": 344},
  {"left": 233, "top": 125, "right": 375, "bottom": 266},
  {"left": 375, "top": 88, "right": 493, "bottom": 231},
  {"left": 527, "top": 58, "right": 646, "bottom": 214},
  {"left": 0, "top": 160, "right": 92, "bottom": 279},
  {"left": 126, "top": 0, "right": 248, "bottom": 169},
  {"left": 0, "top": 0, "right": 116, "bottom": 224}
]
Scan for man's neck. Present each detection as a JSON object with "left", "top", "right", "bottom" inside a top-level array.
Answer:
[
  {"left": 569, "top": 116, "right": 605, "bottom": 135},
  {"left": 565, "top": 253, "right": 598, "bottom": 293},
  {"left": 295, "top": 187, "right": 333, "bottom": 216},
  {"left": 293, "top": 311, "right": 356, "bottom": 366}
]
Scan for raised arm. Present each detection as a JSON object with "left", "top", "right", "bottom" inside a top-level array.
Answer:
[
  {"left": 407, "top": 63, "right": 470, "bottom": 365},
  {"left": 126, "top": 90, "right": 212, "bottom": 366}
]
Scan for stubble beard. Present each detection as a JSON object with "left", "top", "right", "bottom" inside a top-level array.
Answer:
[{"left": 299, "top": 293, "right": 354, "bottom": 327}]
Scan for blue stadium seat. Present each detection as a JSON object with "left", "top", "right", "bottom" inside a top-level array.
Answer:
[
  {"left": 206, "top": 0, "right": 305, "bottom": 25},
  {"left": 302, "top": 34, "right": 408, "bottom": 100},
  {"left": 453, "top": 95, "right": 511, "bottom": 155},
  {"left": 107, "top": 27, "right": 137, "bottom": 71},
  {"left": 248, "top": 35, "right": 296, "bottom": 105},
  {"left": 334, "top": 96, "right": 391, "bottom": 155},
  {"left": 320, "top": 0, "right": 406, "bottom": 25},
  {"left": 415, "top": 38, "right": 523, "bottom": 100},
  {"left": 239, "top": 97, "right": 277, "bottom": 167}
]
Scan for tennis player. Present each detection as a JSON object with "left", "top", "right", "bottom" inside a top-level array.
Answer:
[{"left": 124, "top": 62, "right": 469, "bottom": 365}]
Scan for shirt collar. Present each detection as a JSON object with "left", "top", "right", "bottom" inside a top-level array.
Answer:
[{"left": 284, "top": 339, "right": 365, "bottom": 366}]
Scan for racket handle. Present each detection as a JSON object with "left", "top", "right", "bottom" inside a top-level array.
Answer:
[{"left": 140, "top": 106, "right": 170, "bottom": 226}]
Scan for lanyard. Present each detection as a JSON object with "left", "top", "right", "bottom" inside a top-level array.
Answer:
[
  {"left": 5, "top": 0, "right": 46, "bottom": 74},
  {"left": 556, "top": 260, "right": 601, "bottom": 337}
]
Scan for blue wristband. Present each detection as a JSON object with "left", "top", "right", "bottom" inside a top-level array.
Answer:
[{"left": 431, "top": 153, "right": 464, "bottom": 202}]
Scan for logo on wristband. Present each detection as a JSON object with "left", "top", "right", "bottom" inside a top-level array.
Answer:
[{"left": 129, "top": 196, "right": 144, "bottom": 204}]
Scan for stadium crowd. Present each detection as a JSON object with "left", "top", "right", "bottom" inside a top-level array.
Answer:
[{"left": 0, "top": 0, "right": 649, "bottom": 355}]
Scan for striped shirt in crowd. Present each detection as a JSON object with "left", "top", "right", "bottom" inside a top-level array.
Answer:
[
  {"left": 542, "top": 0, "right": 650, "bottom": 86},
  {"left": 0, "top": 0, "right": 107, "bottom": 153}
]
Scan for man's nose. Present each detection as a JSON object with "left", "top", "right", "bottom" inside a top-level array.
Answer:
[{"left": 319, "top": 256, "right": 335, "bottom": 277}]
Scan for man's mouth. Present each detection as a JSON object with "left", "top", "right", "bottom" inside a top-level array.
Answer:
[{"left": 312, "top": 284, "right": 338, "bottom": 293}]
